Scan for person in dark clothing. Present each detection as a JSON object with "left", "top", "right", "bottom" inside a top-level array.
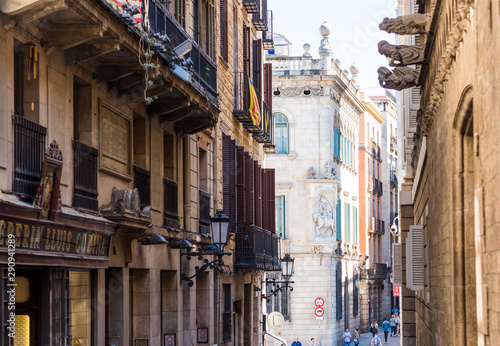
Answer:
[{"left": 382, "top": 317, "right": 391, "bottom": 343}]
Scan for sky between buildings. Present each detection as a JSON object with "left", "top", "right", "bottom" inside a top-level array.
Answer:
[{"left": 268, "top": 0, "right": 398, "bottom": 95}]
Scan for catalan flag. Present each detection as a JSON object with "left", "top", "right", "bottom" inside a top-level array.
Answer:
[{"left": 248, "top": 76, "right": 261, "bottom": 127}]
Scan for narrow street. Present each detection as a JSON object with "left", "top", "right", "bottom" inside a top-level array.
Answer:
[{"left": 357, "top": 332, "right": 401, "bottom": 346}]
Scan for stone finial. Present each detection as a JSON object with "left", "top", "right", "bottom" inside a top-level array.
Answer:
[
  {"left": 303, "top": 43, "right": 311, "bottom": 57},
  {"left": 379, "top": 13, "right": 431, "bottom": 35},
  {"left": 350, "top": 63, "right": 360, "bottom": 85},
  {"left": 378, "top": 40, "right": 425, "bottom": 66},
  {"left": 377, "top": 66, "right": 419, "bottom": 91},
  {"left": 319, "top": 21, "right": 333, "bottom": 54}
]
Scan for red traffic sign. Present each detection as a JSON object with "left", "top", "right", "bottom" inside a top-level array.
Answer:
[
  {"left": 314, "top": 297, "right": 324, "bottom": 307},
  {"left": 393, "top": 286, "right": 400, "bottom": 297},
  {"left": 314, "top": 307, "right": 325, "bottom": 317}
]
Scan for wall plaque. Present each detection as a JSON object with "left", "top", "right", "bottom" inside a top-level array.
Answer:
[{"left": 99, "top": 100, "right": 131, "bottom": 179}]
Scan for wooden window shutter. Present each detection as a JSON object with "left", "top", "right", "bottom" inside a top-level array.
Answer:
[
  {"left": 254, "top": 161, "right": 262, "bottom": 227},
  {"left": 263, "top": 63, "right": 273, "bottom": 111},
  {"left": 243, "top": 26, "right": 251, "bottom": 77},
  {"left": 406, "top": 225, "right": 424, "bottom": 290},
  {"left": 336, "top": 262, "right": 343, "bottom": 320},
  {"left": 392, "top": 243, "right": 402, "bottom": 286},
  {"left": 252, "top": 39, "right": 262, "bottom": 92},
  {"left": 236, "top": 146, "right": 246, "bottom": 225},
  {"left": 262, "top": 169, "right": 275, "bottom": 232},
  {"left": 175, "top": 0, "right": 186, "bottom": 28},
  {"left": 222, "top": 135, "right": 237, "bottom": 233},
  {"left": 244, "top": 152, "right": 254, "bottom": 225},
  {"left": 220, "top": 0, "right": 228, "bottom": 61},
  {"left": 336, "top": 200, "right": 341, "bottom": 241},
  {"left": 210, "top": 2, "right": 216, "bottom": 60},
  {"left": 14, "top": 49, "right": 24, "bottom": 117}
]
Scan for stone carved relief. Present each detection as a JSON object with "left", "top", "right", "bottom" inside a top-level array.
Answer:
[
  {"left": 276, "top": 86, "right": 323, "bottom": 96},
  {"left": 379, "top": 13, "right": 431, "bottom": 35},
  {"left": 45, "top": 140, "right": 63, "bottom": 161},
  {"left": 100, "top": 188, "right": 151, "bottom": 219},
  {"left": 378, "top": 40, "right": 425, "bottom": 66},
  {"left": 312, "top": 195, "right": 336, "bottom": 238},
  {"left": 421, "top": 4, "right": 471, "bottom": 134},
  {"left": 330, "top": 88, "right": 341, "bottom": 104},
  {"left": 378, "top": 66, "right": 420, "bottom": 91}
]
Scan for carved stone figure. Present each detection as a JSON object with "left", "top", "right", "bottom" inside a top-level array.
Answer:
[
  {"left": 378, "top": 40, "right": 425, "bottom": 66},
  {"left": 379, "top": 13, "right": 431, "bottom": 35},
  {"left": 312, "top": 195, "right": 336, "bottom": 237},
  {"left": 378, "top": 66, "right": 419, "bottom": 91},
  {"left": 100, "top": 188, "right": 151, "bottom": 219}
]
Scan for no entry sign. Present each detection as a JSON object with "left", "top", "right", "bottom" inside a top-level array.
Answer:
[
  {"left": 314, "top": 297, "right": 324, "bottom": 307},
  {"left": 393, "top": 286, "right": 400, "bottom": 297},
  {"left": 314, "top": 307, "right": 325, "bottom": 317}
]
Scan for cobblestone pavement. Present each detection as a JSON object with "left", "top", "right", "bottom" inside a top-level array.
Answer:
[{"left": 356, "top": 332, "right": 402, "bottom": 346}]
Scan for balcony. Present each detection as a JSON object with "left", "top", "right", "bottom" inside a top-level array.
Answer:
[
  {"left": 390, "top": 170, "right": 398, "bottom": 186},
  {"left": 243, "top": 0, "right": 259, "bottom": 13},
  {"left": 199, "top": 189, "right": 211, "bottom": 234},
  {"left": 252, "top": 0, "right": 268, "bottom": 31},
  {"left": 148, "top": 0, "right": 217, "bottom": 96},
  {"left": 377, "top": 219, "right": 385, "bottom": 234},
  {"left": 234, "top": 225, "right": 281, "bottom": 271},
  {"left": 262, "top": 10, "right": 274, "bottom": 51},
  {"left": 133, "top": 165, "right": 151, "bottom": 210},
  {"left": 73, "top": 141, "right": 99, "bottom": 211},
  {"left": 233, "top": 72, "right": 272, "bottom": 142},
  {"left": 367, "top": 262, "right": 388, "bottom": 280},
  {"left": 13, "top": 116, "right": 46, "bottom": 201},
  {"left": 164, "top": 178, "right": 180, "bottom": 229},
  {"left": 373, "top": 177, "right": 383, "bottom": 196}
]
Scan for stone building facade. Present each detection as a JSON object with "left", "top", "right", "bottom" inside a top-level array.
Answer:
[
  {"left": 378, "top": 0, "right": 500, "bottom": 345},
  {"left": 0, "top": 0, "right": 277, "bottom": 345},
  {"left": 265, "top": 24, "right": 365, "bottom": 346}
]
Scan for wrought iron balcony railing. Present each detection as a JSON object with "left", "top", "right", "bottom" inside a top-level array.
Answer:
[
  {"left": 13, "top": 115, "right": 46, "bottom": 201},
  {"left": 199, "top": 189, "right": 211, "bottom": 234},
  {"left": 73, "top": 141, "right": 99, "bottom": 211},
  {"left": 164, "top": 178, "right": 179, "bottom": 229},
  {"left": 234, "top": 225, "right": 281, "bottom": 271}
]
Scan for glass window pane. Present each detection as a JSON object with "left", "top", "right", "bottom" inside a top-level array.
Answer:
[{"left": 70, "top": 271, "right": 91, "bottom": 346}]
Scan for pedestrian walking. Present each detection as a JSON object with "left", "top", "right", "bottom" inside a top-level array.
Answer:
[
  {"left": 353, "top": 328, "right": 360, "bottom": 346},
  {"left": 369, "top": 320, "right": 379, "bottom": 337},
  {"left": 343, "top": 328, "right": 352, "bottom": 346},
  {"left": 371, "top": 333, "right": 382, "bottom": 346},
  {"left": 382, "top": 317, "right": 391, "bottom": 343},
  {"left": 395, "top": 314, "right": 401, "bottom": 336},
  {"left": 308, "top": 337, "right": 316, "bottom": 346},
  {"left": 390, "top": 315, "right": 397, "bottom": 337},
  {"left": 292, "top": 337, "right": 302, "bottom": 346}
]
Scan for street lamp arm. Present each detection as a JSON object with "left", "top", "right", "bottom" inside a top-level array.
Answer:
[{"left": 262, "top": 281, "right": 294, "bottom": 301}]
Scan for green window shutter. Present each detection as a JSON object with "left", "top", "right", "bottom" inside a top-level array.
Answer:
[
  {"left": 336, "top": 200, "right": 342, "bottom": 241},
  {"left": 275, "top": 196, "right": 285, "bottom": 239}
]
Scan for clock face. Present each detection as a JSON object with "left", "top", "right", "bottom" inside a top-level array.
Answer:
[{"left": 267, "top": 312, "right": 285, "bottom": 330}]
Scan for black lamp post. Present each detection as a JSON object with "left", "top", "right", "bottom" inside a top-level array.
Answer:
[
  {"left": 172, "top": 210, "right": 232, "bottom": 287},
  {"left": 263, "top": 254, "right": 295, "bottom": 300}
]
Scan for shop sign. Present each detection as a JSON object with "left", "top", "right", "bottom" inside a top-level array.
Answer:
[
  {"left": 0, "top": 219, "right": 109, "bottom": 257},
  {"left": 393, "top": 286, "right": 400, "bottom": 297}
]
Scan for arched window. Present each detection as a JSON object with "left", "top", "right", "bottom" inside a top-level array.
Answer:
[{"left": 274, "top": 113, "right": 289, "bottom": 154}]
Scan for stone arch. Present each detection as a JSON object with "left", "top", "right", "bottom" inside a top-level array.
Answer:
[{"left": 451, "top": 84, "right": 477, "bottom": 346}]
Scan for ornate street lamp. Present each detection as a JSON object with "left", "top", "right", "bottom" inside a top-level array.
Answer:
[
  {"left": 170, "top": 210, "right": 232, "bottom": 287},
  {"left": 263, "top": 254, "right": 295, "bottom": 300}
]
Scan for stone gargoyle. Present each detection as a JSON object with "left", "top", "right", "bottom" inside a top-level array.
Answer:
[
  {"left": 378, "top": 40, "right": 425, "bottom": 66},
  {"left": 379, "top": 13, "right": 431, "bottom": 35},
  {"left": 378, "top": 66, "right": 420, "bottom": 91}
]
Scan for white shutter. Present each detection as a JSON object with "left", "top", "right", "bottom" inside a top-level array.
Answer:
[
  {"left": 392, "top": 243, "right": 402, "bottom": 285},
  {"left": 406, "top": 225, "right": 424, "bottom": 290}
]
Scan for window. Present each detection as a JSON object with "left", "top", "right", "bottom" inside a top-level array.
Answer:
[
  {"left": 336, "top": 200, "right": 342, "bottom": 241},
  {"left": 336, "top": 262, "right": 342, "bottom": 320},
  {"left": 223, "top": 284, "right": 231, "bottom": 342},
  {"left": 275, "top": 196, "right": 285, "bottom": 239},
  {"left": 345, "top": 203, "right": 351, "bottom": 242},
  {"left": 265, "top": 273, "right": 289, "bottom": 319},
  {"left": 353, "top": 273, "right": 359, "bottom": 316},
  {"left": 70, "top": 271, "right": 92, "bottom": 345},
  {"left": 274, "top": 113, "right": 289, "bottom": 154}
]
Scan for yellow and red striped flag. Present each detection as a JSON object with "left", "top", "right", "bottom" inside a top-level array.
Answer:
[{"left": 248, "top": 76, "right": 261, "bottom": 127}]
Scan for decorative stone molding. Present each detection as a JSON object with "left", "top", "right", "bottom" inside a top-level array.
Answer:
[
  {"left": 421, "top": 4, "right": 471, "bottom": 134},
  {"left": 330, "top": 88, "right": 341, "bottom": 104},
  {"left": 100, "top": 188, "right": 151, "bottom": 222},
  {"left": 378, "top": 66, "right": 420, "bottom": 91},
  {"left": 275, "top": 86, "right": 323, "bottom": 97},
  {"left": 378, "top": 40, "right": 425, "bottom": 67},
  {"left": 379, "top": 13, "right": 431, "bottom": 35},
  {"left": 45, "top": 140, "right": 63, "bottom": 161}
]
